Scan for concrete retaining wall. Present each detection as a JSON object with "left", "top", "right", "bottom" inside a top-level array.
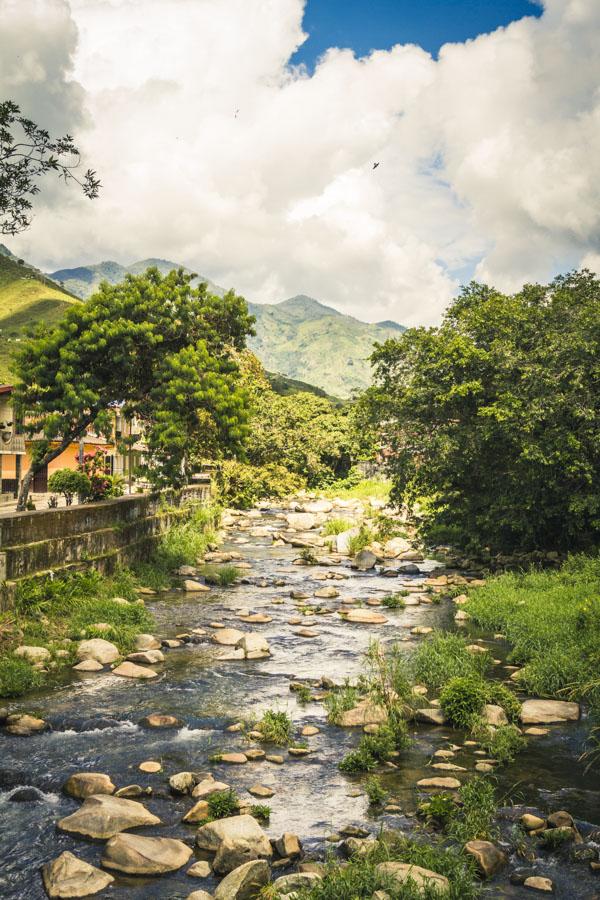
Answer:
[{"left": 0, "top": 483, "right": 210, "bottom": 610}]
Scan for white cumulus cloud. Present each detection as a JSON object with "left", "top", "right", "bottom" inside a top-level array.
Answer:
[{"left": 2, "top": 0, "right": 600, "bottom": 325}]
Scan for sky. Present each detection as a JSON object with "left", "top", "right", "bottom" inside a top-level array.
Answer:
[{"left": 2, "top": 0, "right": 600, "bottom": 326}]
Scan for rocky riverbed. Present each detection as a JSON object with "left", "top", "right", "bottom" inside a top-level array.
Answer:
[{"left": 1, "top": 500, "right": 599, "bottom": 898}]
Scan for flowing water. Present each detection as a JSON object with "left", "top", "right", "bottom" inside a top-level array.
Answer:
[{"left": 1, "top": 507, "right": 599, "bottom": 898}]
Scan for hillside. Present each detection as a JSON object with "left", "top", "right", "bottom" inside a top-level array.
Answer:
[
  {"left": 247, "top": 295, "right": 405, "bottom": 397},
  {"left": 48, "top": 257, "right": 225, "bottom": 300},
  {"left": 0, "top": 246, "right": 80, "bottom": 383}
]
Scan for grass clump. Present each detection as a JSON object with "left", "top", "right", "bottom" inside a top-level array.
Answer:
[
  {"left": 381, "top": 592, "right": 407, "bottom": 609},
  {"left": 472, "top": 723, "right": 526, "bottom": 765},
  {"left": 322, "top": 518, "right": 354, "bottom": 536},
  {"left": 418, "top": 792, "right": 457, "bottom": 830},
  {"left": 0, "top": 656, "right": 44, "bottom": 698},
  {"left": 295, "top": 684, "right": 313, "bottom": 704},
  {"left": 411, "top": 632, "right": 490, "bottom": 692},
  {"left": 339, "top": 720, "right": 410, "bottom": 774},
  {"left": 250, "top": 804, "right": 271, "bottom": 822},
  {"left": 323, "top": 477, "right": 391, "bottom": 502},
  {"left": 206, "top": 789, "right": 239, "bottom": 820},
  {"left": 439, "top": 676, "right": 489, "bottom": 730},
  {"left": 200, "top": 564, "right": 239, "bottom": 586},
  {"left": 347, "top": 525, "right": 375, "bottom": 558},
  {"left": 299, "top": 547, "right": 319, "bottom": 565},
  {"left": 324, "top": 681, "right": 360, "bottom": 725},
  {"left": 135, "top": 503, "right": 221, "bottom": 589},
  {"left": 364, "top": 775, "right": 388, "bottom": 807},
  {"left": 447, "top": 778, "right": 498, "bottom": 844},
  {"left": 465, "top": 554, "right": 600, "bottom": 710},
  {"left": 256, "top": 709, "right": 293, "bottom": 745}
]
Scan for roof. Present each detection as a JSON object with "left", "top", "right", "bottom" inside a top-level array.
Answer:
[{"left": 0, "top": 385, "right": 13, "bottom": 395}]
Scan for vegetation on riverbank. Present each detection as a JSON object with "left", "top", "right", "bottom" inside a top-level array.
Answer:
[{"left": 465, "top": 553, "right": 600, "bottom": 711}]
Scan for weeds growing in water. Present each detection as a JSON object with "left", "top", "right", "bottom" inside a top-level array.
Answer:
[
  {"left": 322, "top": 518, "right": 354, "bottom": 536},
  {"left": 256, "top": 709, "right": 293, "bottom": 745},
  {"left": 250, "top": 804, "right": 271, "bottom": 822},
  {"left": 299, "top": 547, "right": 319, "bottom": 565},
  {"left": 381, "top": 592, "right": 407, "bottom": 609},
  {"left": 339, "top": 720, "right": 410, "bottom": 774},
  {"left": 364, "top": 775, "right": 388, "bottom": 807},
  {"left": 471, "top": 723, "right": 526, "bottom": 764},
  {"left": 324, "top": 681, "right": 360, "bottom": 724},
  {"left": 135, "top": 503, "right": 221, "bottom": 589},
  {"left": 0, "top": 656, "right": 44, "bottom": 698},
  {"left": 439, "top": 676, "right": 489, "bottom": 729},
  {"left": 200, "top": 564, "right": 239, "bottom": 586},
  {"left": 295, "top": 684, "right": 313, "bottom": 704},
  {"left": 206, "top": 789, "right": 239, "bottom": 820},
  {"left": 447, "top": 778, "right": 498, "bottom": 843},
  {"left": 411, "top": 632, "right": 491, "bottom": 691},
  {"left": 346, "top": 525, "right": 375, "bottom": 557}
]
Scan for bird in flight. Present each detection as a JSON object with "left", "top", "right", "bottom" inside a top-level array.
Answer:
[
  {"left": 373, "top": 162, "right": 380, "bottom": 169},
  {"left": 234, "top": 109, "right": 240, "bottom": 118}
]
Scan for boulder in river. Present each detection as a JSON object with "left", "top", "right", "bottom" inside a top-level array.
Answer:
[
  {"left": 63, "top": 772, "right": 116, "bottom": 799},
  {"left": 76, "top": 639, "right": 120, "bottom": 665},
  {"left": 274, "top": 872, "right": 323, "bottom": 893},
  {"left": 183, "top": 579, "right": 210, "bottom": 592},
  {"left": 112, "top": 661, "right": 159, "bottom": 679},
  {"left": 135, "top": 634, "right": 161, "bottom": 651},
  {"left": 5, "top": 714, "right": 47, "bottom": 736},
  {"left": 519, "top": 699, "right": 580, "bottom": 724},
  {"left": 102, "top": 833, "right": 193, "bottom": 875},
  {"left": 213, "top": 837, "right": 259, "bottom": 874},
  {"left": 464, "top": 840, "right": 508, "bottom": 877},
  {"left": 482, "top": 705, "right": 509, "bottom": 727},
  {"left": 169, "top": 772, "right": 197, "bottom": 794},
  {"left": 192, "top": 775, "right": 231, "bottom": 799},
  {"left": 42, "top": 851, "right": 114, "bottom": 898},
  {"left": 275, "top": 832, "right": 302, "bottom": 859},
  {"left": 126, "top": 649, "right": 165, "bottom": 664},
  {"left": 140, "top": 713, "right": 181, "bottom": 728},
  {"left": 212, "top": 628, "right": 245, "bottom": 646},
  {"left": 376, "top": 861, "right": 449, "bottom": 894},
  {"left": 286, "top": 512, "right": 317, "bottom": 531},
  {"left": 417, "top": 776, "right": 461, "bottom": 790},
  {"left": 351, "top": 549, "right": 377, "bottom": 571},
  {"left": 57, "top": 794, "right": 160, "bottom": 839},
  {"left": 213, "top": 859, "right": 270, "bottom": 899},
  {"left": 338, "top": 698, "right": 387, "bottom": 727},
  {"left": 236, "top": 633, "right": 270, "bottom": 658},
  {"left": 341, "top": 608, "right": 388, "bottom": 625},
  {"left": 196, "top": 814, "right": 272, "bottom": 858},
  {"left": 415, "top": 708, "right": 447, "bottom": 725}
]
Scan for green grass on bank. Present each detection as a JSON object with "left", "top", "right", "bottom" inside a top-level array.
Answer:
[
  {"left": 322, "top": 477, "right": 391, "bottom": 502},
  {"left": 466, "top": 554, "right": 600, "bottom": 710}
]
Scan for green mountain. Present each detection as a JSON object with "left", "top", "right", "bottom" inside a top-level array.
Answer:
[
  {"left": 246, "top": 295, "right": 404, "bottom": 397},
  {"left": 0, "top": 245, "right": 80, "bottom": 383},
  {"left": 48, "top": 258, "right": 225, "bottom": 300}
]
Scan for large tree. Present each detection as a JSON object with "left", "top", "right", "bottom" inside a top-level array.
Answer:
[
  {"left": 364, "top": 270, "right": 600, "bottom": 553},
  {"left": 13, "top": 267, "right": 254, "bottom": 508},
  {"left": 1, "top": 100, "right": 100, "bottom": 235}
]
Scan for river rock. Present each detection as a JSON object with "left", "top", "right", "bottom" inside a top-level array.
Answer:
[
  {"left": 221, "top": 753, "right": 248, "bottom": 765},
  {"left": 183, "top": 579, "right": 210, "bottom": 592},
  {"left": 213, "top": 859, "right": 270, "bottom": 899},
  {"left": 376, "top": 861, "right": 449, "bottom": 894},
  {"left": 336, "top": 528, "right": 360, "bottom": 554},
  {"left": 383, "top": 537, "right": 412, "bottom": 558},
  {"left": 338, "top": 699, "right": 387, "bottom": 727},
  {"left": 182, "top": 799, "right": 210, "bottom": 823},
  {"left": 140, "top": 713, "right": 181, "bottom": 728},
  {"left": 196, "top": 814, "right": 272, "bottom": 858},
  {"left": 417, "top": 776, "right": 461, "bottom": 790},
  {"left": 139, "top": 760, "right": 162, "bottom": 773},
  {"left": 112, "top": 661, "right": 159, "bottom": 679},
  {"left": 237, "top": 633, "right": 270, "bottom": 658},
  {"left": 9, "top": 787, "right": 45, "bottom": 802},
  {"left": 102, "top": 833, "right": 193, "bottom": 874},
  {"left": 524, "top": 876, "right": 554, "bottom": 892},
  {"left": 220, "top": 648, "right": 246, "bottom": 661},
  {"left": 398, "top": 563, "right": 421, "bottom": 575},
  {"left": 42, "top": 851, "right": 114, "bottom": 898},
  {"left": 351, "top": 549, "right": 377, "bottom": 571},
  {"left": 342, "top": 608, "right": 388, "bottom": 625},
  {"left": 192, "top": 775, "right": 231, "bottom": 799},
  {"left": 275, "top": 832, "right": 302, "bottom": 859},
  {"left": 135, "top": 634, "right": 161, "bottom": 651},
  {"left": 72, "top": 659, "right": 104, "bottom": 672},
  {"left": 286, "top": 512, "right": 317, "bottom": 531},
  {"left": 483, "top": 704, "right": 509, "bottom": 727},
  {"left": 546, "top": 810, "right": 574, "bottom": 828},
  {"left": 63, "top": 772, "right": 116, "bottom": 799},
  {"left": 57, "top": 794, "right": 160, "bottom": 839},
  {"left": 314, "top": 586, "right": 339, "bottom": 598},
  {"left": 5, "top": 714, "right": 47, "bottom": 735},
  {"left": 304, "top": 499, "right": 333, "bottom": 513},
  {"left": 115, "top": 785, "right": 151, "bottom": 799},
  {"left": 76, "top": 639, "right": 120, "bottom": 665},
  {"left": 187, "top": 892, "right": 213, "bottom": 900},
  {"left": 464, "top": 840, "right": 508, "bottom": 877},
  {"left": 248, "top": 784, "right": 275, "bottom": 798},
  {"left": 520, "top": 700, "right": 580, "bottom": 724},
  {"left": 126, "top": 649, "right": 165, "bottom": 664},
  {"left": 170, "top": 772, "right": 197, "bottom": 794},
  {"left": 15, "top": 645, "right": 51, "bottom": 664},
  {"left": 415, "top": 708, "right": 447, "bottom": 725},
  {"left": 214, "top": 837, "right": 259, "bottom": 874},
  {"left": 187, "top": 860, "right": 212, "bottom": 877},
  {"left": 521, "top": 814, "right": 546, "bottom": 830},
  {"left": 212, "top": 628, "right": 245, "bottom": 646},
  {"left": 274, "top": 872, "right": 322, "bottom": 893}
]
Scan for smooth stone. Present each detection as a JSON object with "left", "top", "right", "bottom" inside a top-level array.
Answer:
[
  {"left": 525, "top": 727, "right": 549, "bottom": 735},
  {"left": 183, "top": 799, "right": 210, "bottom": 823},
  {"left": 196, "top": 815, "right": 272, "bottom": 857},
  {"left": 5, "top": 714, "right": 47, "bottom": 736},
  {"left": 266, "top": 755, "right": 284, "bottom": 764},
  {"left": 76, "top": 639, "right": 120, "bottom": 665},
  {"left": 135, "top": 634, "right": 161, "bottom": 651},
  {"left": 415, "top": 708, "right": 447, "bottom": 725},
  {"left": 115, "top": 785, "right": 150, "bottom": 799},
  {"left": 248, "top": 784, "right": 275, "bottom": 798},
  {"left": 524, "top": 876, "right": 554, "bottom": 892},
  {"left": 417, "top": 777, "right": 461, "bottom": 790},
  {"left": 170, "top": 772, "right": 197, "bottom": 794},
  {"left": 521, "top": 814, "right": 546, "bottom": 830},
  {"left": 245, "top": 749, "right": 266, "bottom": 760},
  {"left": 411, "top": 626, "right": 433, "bottom": 635},
  {"left": 294, "top": 629, "right": 319, "bottom": 638},
  {"left": 288, "top": 747, "right": 310, "bottom": 756},
  {"left": 140, "top": 713, "right": 181, "bottom": 729},
  {"left": 274, "top": 872, "right": 322, "bottom": 893},
  {"left": 432, "top": 762, "right": 466, "bottom": 772},
  {"left": 221, "top": 753, "right": 248, "bottom": 765},
  {"left": 187, "top": 860, "right": 212, "bottom": 877},
  {"left": 483, "top": 704, "right": 509, "bottom": 727},
  {"left": 351, "top": 549, "right": 377, "bottom": 571},
  {"left": 126, "top": 649, "right": 165, "bottom": 664},
  {"left": 464, "top": 840, "right": 508, "bottom": 877},
  {"left": 192, "top": 776, "right": 231, "bottom": 799},
  {"left": 301, "top": 726, "right": 319, "bottom": 736},
  {"left": 220, "top": 649, "right": 246, "bottom": 661},
  {"left": 237, "top": 633, "right": 270, "bottom": 655},
  {"left": 139, "top": 760, "right": 162, "bottom": 773},
  {"left": 212, "top": 628, "right": 245, "bottom": 646},
  {"left": 341, "top": 608, "right": 388, "bottom": 625},
  {"left": 314, "top": 587, "right": 339, "bottom": 598},
  {"left": 213, "top": 859, "right": 270, "bottom": 899},
  {"left": 520, "top": 699, "right": 580, "bottom": 724},
  {"left": 15, "top": 645, "right": 52, "bottom": 664},
  {"left": 338, "top": 699, "right": 387, "bottom": 727},
  {"left": 112, "top": 662, "right": 158, "bottom": 679},
  {"left": 102, "top": 833, "right": 193, "bottom": 875},
  {"left": 42, "top": 851, "right": 114, "bottom": 898},
  {"left": 275, "top": 832, "right": 302, "bottom": 859},
  {"left": 63, "top": 773, "right": 116, "bottom": 799},
  {"left": 376, "top": 861, "right": 449, "bottom": 894},
  {"left": 183, "top": 579, "right": 210, "bottom": 592},
  {"left": 57, "top": 794, "right": 160, "bottom": 839},
  {"left": 186, "top": 892, "right": 213, "bottom": 900},
  {"left": 72, "top": 659, "right": 104, "bottom": 672}
]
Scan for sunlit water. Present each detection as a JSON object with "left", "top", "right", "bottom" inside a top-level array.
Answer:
[{"left": 1, "top": 509, "right": 598, "bottom": 898}]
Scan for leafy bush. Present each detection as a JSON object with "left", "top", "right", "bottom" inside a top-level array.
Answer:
[
  {"left": 218, "top": 460, "right": 304, "bottom": 509},
  {"left": 485, "top": 682, "right": 521, "bottom": 723},
  {"left": 418, "top": 792, "right": 457, "bottom": 830},
  {"left": 250, "top": 804, "right": 271, "bottom": 822},
  {"left": 47, "top": 468, "right": 90, "bottom": 505},
  {"left": 339, "top": 720, "right": 409, "bottom": 773},
  {"left": 411, "top": 632, "right": 490, "bottom": 691},
  {"left": 256, "top": 709, "right": 293, "bottom": 745},
  {"left": 0, "top": 656, "right": 43, "bottom": 698},
  {"left": 207, "top": 789, "right": 239, "bottom": 820},
  {"left": 439, "top": 676, "right": 488, "bottom": 729}
]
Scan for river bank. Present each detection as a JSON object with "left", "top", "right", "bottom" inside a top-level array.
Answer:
[{"left": 1, "top": 497, "right": 599, "bottom": 898}]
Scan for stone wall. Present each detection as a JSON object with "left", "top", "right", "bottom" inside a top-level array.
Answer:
[{"left": 0, "top": 483, "right": 210, "bottom": 610}]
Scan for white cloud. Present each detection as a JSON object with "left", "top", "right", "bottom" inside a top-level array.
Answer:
[{"left": 2, "top": 0, "right": 600, "bottom": 325}]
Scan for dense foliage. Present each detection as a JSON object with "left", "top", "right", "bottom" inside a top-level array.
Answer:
[
  {"left": 363, "top": 270, "right": 600, "bottom": 552},
  {"left": 13, "top": 267, "right": 254, "bottom": 508}
]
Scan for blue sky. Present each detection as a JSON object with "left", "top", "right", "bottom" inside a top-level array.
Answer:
[{"left": 292, "top": 0, "right": 542, "bottom": 68}]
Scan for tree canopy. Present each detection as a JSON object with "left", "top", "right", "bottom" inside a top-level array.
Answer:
[
  {"left": 14, "top": 267, "right": 254, "bottom": 508},
  {"left": 363, "top": 270, "right": 600, "bottom": 553},
  {"left": 0, "top": 100, "right": 100, "bottom": 235}
]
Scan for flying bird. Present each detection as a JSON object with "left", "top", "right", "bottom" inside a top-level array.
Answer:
[
  {"left": 373, "top": 162, "right": 380, "bottom": 169},
  {"left": 234, "top": 109, "right": 240, "bottom": 118}
]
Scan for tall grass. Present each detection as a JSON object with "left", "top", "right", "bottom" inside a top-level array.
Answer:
[
  {"left": 411, "top": 632, "right": 491, "bottom": 692},
  {"left": 466, "top": 554, "right": 600, "bottom": 709},
  {"left": 135, "top": 503, "right": 221, "bottom": 589},
  {"left": 323, "top": 478, "right": 391, "bottom": 502},
  {"left": 322, "top": 517, "right": 354, "bottom": 536}
]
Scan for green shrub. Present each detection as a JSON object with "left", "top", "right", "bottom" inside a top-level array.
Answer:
[
  {"left": 381, "top": 592, "right": 406, "bottom": 609},
  {"left": 418, "top": 792, "right": 457, "bottom": 830},
  {"left": 339, "top": 720, "right": 409, "bottom": 774},
  {"left": 295, "top": 684, "right": 312, "bottom": 704},
  {"left": 322, "top": 518, "right": 354, "bottom": 536},
  {"left": 447, "top": 778, "right": 498, "bottom": 843},
  {"left": 324, "top": 682, "right": 360, "bottom": 725},
  {"left": 250, "top": 804, "right": 271, "bottom": 822},
  {"left": 485, "top": 682, "right": 521, "bottom": 723},
  {"left": 47, "top": 468, "right": 91, "bottom": 505},
  {"left": 439, "top": 676, "right": 488, "bottom": 729},
  {"left": 323, "top": 476, "right": 391, "bottom": 502},
  {"left": 207, "top": 789, "right": 239, "bottom": 820},
  {"left": 0, "top": 656, "right": 44, "bottom": 698},
  {"left": 472, "top": 723, "right": 526, "bottom": 765},
  {"left": 411, "top": 632, "right": 490, "bottom": 691},
  {"left": 364, "top": 775, "right": 388, "bottom": 807},
  {"left": 256, "top": 710, "right": 293, "bottom": 745},
  {"left": 218, "top": 460, "right": 304, "bottom": 509}
]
